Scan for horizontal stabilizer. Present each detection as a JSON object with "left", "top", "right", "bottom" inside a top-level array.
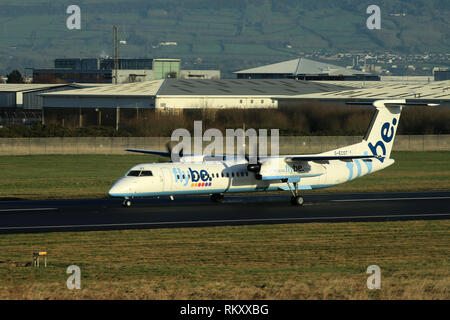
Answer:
[{"left": 346, "top": 101, "right": 440, "bottom": 107}]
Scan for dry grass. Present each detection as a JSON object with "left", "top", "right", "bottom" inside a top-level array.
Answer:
[
  {"left": 0, "top": 220, "right": 448, "bottom": 300},
  {"left": 41, "top": 104, "right": 450, "bottom": 136}
]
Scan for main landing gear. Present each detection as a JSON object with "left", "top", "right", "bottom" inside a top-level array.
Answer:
[
  {"left": 122, "top": 198, "right": 132, "bottom": 207},
  {"left": 210, "top": 193, "right": 224, "bottom": 203},
  {"left": 286, "top": 182, "right": 304, "bottom": 206}
]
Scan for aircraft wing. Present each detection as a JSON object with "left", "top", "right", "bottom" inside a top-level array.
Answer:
[
  {"left": 125, "top": 148, "right": 222, "bottom": 161},
  {"left": 284, "top": 154, "right": 382, "bottom": 162},
  {"left": 125, "top": 149, "right": 171, "bottom": 157}
]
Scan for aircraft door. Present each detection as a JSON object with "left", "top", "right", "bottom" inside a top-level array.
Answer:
[
  {"left": 160, "top": 168, "right": 173, "bottom": 192},
  {"left": 319, "top": 164, "right": 328, "bottom": 185}
]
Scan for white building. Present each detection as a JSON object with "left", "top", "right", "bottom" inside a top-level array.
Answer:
[{"left": 41, "top": 79, "right": 350, "bottom": 110}]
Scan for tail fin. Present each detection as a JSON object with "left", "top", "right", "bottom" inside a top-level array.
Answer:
[
  {"left": 364, "top": 99, "right": 403, "bottom": 161},
  {"left": 363, "top": 99, "right": 439, "bottom": 161},
  {"left": 321, "top": 99, "right": 438, "bottom": 161}
]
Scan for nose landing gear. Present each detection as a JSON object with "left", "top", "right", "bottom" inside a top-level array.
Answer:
[
  {"left": 210, "top": 193, "right": 224, "bottom": 203},
  {"left": 122, "top": 198, "right": 132, "bottom": 207}
]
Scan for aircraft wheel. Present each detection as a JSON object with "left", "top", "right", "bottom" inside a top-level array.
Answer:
[
  {"left": 210, "top": 194, "right": 224, "bottom": 203},
  {"left": 291, "top": 196, "right": 304, "bottom": 206},
  {"left": 122, "top": 199, "right": 132, "bottom": 207}
]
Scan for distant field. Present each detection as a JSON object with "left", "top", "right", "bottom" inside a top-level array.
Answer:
[
  {"left": 0, "top": 220, "right": 448, "bottom": 299},
  {"left": 0, "top": 152, "right": 449, "bottom": 200}
]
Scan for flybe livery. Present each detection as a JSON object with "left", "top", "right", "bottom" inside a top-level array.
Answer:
[{"left": 109, "top": 100, "right": 437, "bottom": 207}]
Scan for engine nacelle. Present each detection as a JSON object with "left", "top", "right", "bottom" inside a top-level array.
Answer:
[{"left": 247, "top": 163, "right": 261, "bottom": 173}]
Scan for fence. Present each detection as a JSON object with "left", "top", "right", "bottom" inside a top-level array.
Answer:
[{"left": 1, "top": 135, "right": 449, "bottom": 156}]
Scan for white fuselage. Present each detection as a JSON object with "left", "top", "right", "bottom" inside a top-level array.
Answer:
[{"left": 108, "top": 157, "right": 393, "bottom": 198}]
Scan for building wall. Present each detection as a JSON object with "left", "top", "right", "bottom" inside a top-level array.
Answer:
[
  {"left": 153, "top": 59, "right": 180, "bottom": 79},
  {"left": 435, "top": 71, "right": 450, "bottom": 81},
  {"left": 380, "top": 76, "right": 433, "bottom": 82},
  {"left": 116, "top": 70, "right": 154, "bottom": 83},
  {"left": 43, "top": 96, "right": 155, "bottom": 109},
  {"left": 156, "top": 96, "right": 278, "bottom": 109},
  {"left": 33, "top": 69, "right": 113, "bottom": 83},
  {"left": 0, "top": 92, "right": 16, "bottom": 108},
  {"left": 23, "top": 85, "right": 78, "bottom": 110},
  {"left": 180, "top": 70, "right": 221, "bottom": 80}
]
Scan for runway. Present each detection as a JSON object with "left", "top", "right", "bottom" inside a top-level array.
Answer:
[{"left": 0, "top": 191, "right": 449, "bottom": 234}]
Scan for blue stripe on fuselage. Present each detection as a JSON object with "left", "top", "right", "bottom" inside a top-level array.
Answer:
[
  {"left": 346, "top": 162, "right": 354, "bottom": 181},
  {"left": 355, "top": 159, "right": 362, "bottom": 178}
]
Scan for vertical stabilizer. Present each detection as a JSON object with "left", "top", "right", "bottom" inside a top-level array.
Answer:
[{"left": 364, "top": 99, "right": 404, "bottom": 161}]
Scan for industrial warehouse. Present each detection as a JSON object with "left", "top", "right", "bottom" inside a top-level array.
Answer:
[
  {"left": 1, "top": 79, "right": 450, "bottom": 128},
  {"left": 1, "top": 56, "right": 449, "bottom": 128}
]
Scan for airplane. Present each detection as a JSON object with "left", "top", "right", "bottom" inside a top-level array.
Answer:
[{"left": 108, "top": 99, "right": 438, "bottom": 207}]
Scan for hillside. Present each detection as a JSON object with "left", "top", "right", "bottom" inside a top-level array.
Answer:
[{"left": 0, "top": 0, "right": 449, "bottom": 76}]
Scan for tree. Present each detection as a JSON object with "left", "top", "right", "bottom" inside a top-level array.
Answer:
[{"left": 6, "top": 70, "right": 24, "bottom": 83}]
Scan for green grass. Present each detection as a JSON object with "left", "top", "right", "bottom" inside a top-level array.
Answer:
[
  {"left": 0, "top": 152, "right": 449, "bottom": 200},
  {"left": 0, "top": 154, "right": 164, "bottom": 199},
  {"left": 0, "top": 220, "right": 448, "bottom": 299},
  {"left": 0, "top": 152, "right": 448, "bottom": 300}
]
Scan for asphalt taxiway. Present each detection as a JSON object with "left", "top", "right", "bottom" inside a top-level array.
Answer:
[{"left": 0, "top": 191, "right": 449, "bottom": 234}]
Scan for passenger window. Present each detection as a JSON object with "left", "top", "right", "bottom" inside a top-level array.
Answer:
[
  {"left": 232, "top": 173, "right": 235, "bottom": 177},
  {"left": 226, "top": 173, "right": 229, "bottom": 177}
]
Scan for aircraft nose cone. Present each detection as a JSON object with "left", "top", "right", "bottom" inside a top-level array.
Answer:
[
  {"left": 108, "top": 185, "right": 119, "bottom": 197},
  {"left": 108, "top": 179, "right": 130, "bottom": 197}
]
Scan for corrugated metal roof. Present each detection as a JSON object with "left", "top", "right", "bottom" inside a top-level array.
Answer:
[
  {"left": 157, "top": 79, "right": 352, "bottom": 96},
  {"left": 0, "top": 84, "right": 69, "bottom": 92},
  {"left": 42, "top": 80, "right": 165, "bottom": 97},
  {"left": 42, "top": 79, "right": 352, "bottom": 97},
  {"left": 275, "top": 80, "right": 450, "bottom": 101},
  {"left": 234, "top": 57, "right": 369, "bottom": 76},
  {"left": 39, "top": 79, "right": 450, "bottom": 102}
]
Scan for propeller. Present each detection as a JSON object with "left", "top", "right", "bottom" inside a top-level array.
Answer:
[
  {"left": 245, "top": 153, "right": 262, "bottom": 180},
  {"left": 166, "top": 141, "right": 183, "bottom": 160}
]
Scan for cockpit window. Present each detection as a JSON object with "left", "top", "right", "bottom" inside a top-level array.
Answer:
[{"left": 127, "top": 170, "right": 153, "bottom": 177}]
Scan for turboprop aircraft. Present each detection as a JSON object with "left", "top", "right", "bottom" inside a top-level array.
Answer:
[{"left": 108, "top": 99, "right": 438, "bottom": 207}]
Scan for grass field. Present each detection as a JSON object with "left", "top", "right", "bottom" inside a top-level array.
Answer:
[
  {"left": 0, "top": 220, "right": 448, "bottom": 299},
  {"left": 0, "top": 152, "right": 449, "bottom": 200}
]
